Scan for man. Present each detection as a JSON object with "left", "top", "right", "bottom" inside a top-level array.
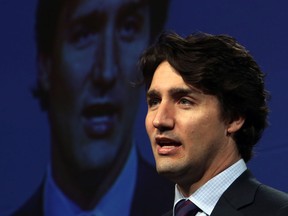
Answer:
[
  {"left": 12, "top": 0, "right": 173, "bottom": 216},
  {"left": 140, "top": 31, "right": 288, "bottom": 216}
]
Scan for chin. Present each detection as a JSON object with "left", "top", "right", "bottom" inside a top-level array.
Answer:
[
  {"left": 73, "top": 150, "right": 116, "bottom": 171},
  {"left": 156, "top": 162, "right": 174, "bottom": 175},
  {"left": 156, "top": 161, "right": 185, "bottom": 180}
]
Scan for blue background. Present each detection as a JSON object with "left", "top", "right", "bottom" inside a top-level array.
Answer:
[{"left": 1, "top": 0, "right": 288, "bottom": 215}]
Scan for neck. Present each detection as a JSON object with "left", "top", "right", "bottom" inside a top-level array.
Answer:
[
  {"left": 51, "top": 143, "right": 131, "bottom": 210},
  {"left": 178, "top": 142, "right": 241, "bottom": 197}
]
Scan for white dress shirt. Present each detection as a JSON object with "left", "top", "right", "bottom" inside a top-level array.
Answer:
[
  {"left": 173, "top": 159, "right": 247, "bottom": 216},
  {"left": 44, "top": 145, "right": 137, "bottom": 216}
]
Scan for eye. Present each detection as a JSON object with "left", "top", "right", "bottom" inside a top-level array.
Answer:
[
  {"left": 65, "top": 20, "right": 99, "bottom": 49},
  {"left": 68, "top": 26, "right": 96, "bottom": 48},
  {"left": 147, "top": 97, "right": 161, "bottom": 108},
  {"left": 178, "top": 98, "right": 193, "bottom": 106},
  {"left": 118, "top": 13, "right": 143, "bottom": 42},
  {"left": 66, "top": 17, "right": 104, "bottom": 49}
]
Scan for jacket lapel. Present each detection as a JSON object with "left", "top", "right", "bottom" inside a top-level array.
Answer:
[
  {"left": 162, "top": 170, "right": 260, "bottom": 216},
  {"left": 211, "top": 170, "right": 260, "bottom": 216},
  {"left": 162, "top": 210, "right": 173, "bottom": 216}
]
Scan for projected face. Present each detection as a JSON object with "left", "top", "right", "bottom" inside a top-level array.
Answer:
[{"left": 43, "top": 0, "right": 150, "bottom": 170}]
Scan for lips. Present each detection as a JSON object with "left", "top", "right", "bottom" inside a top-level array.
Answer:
[
  {"left": 82, "top": 102, "right": 120, "bottom": 138},
  {"left": 155, "top": 136, "right": 181, "bottom": 155},
  {"left": 155, "top": 137, "right": 180, "bottom": 146}
]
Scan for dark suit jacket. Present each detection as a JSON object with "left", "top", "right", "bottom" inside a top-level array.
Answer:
[
  {"left": 11, "top": 153, "right": 174, "bottom": 216},
  {"left": 163, "top": 170, "right": 288, "bottom": 216}
]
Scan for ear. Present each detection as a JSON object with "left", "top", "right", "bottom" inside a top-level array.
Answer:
[
  {"left": 37, "top": 53, "right": 51, "bottom": 92},
  {"left": 227, "top": 116, "right": 245, "bottom": 134}
]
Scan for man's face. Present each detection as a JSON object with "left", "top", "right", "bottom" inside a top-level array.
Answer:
[
  {"left": 43, "top": 0, "right": 150, "bottom": 170},
  {"left": 145, "top": 61, "right": 235, "bottom": 186}
]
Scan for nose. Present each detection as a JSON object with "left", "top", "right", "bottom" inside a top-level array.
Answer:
[
  {"left": 152, "top": 102, "right": 175, "bottom": 132},
  {"left": 91, "top": 25, "right": 117, "bottom": 89}
]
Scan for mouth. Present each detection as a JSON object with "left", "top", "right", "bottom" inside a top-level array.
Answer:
[
  {"left": 82, "top": 102, "right": 120, "bottom": 138},
  {"left": 155, "top": 136, "right": 181, "bottom": 155}
]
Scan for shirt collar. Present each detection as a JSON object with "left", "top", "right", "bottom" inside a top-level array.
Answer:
[
  {"left": 44, "top": 144, "right": 137, "bottom": 216},
  {"left": 174, "top": 159, "right": 247, "bottom": 215}
]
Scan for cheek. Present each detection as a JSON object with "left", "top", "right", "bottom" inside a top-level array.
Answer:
[
  {"left": 119, "top": 53, "right": 140, "bottom": 81},
  {"left": 51, "top": 46, "right": 83, "bottom": 89},
  {"left": 121, "top": 88, "right": 141, "bottom": 124},
  {"left": 49, "top": 62, "right": 86, "bottom": 112},
  {"left": 61, "top": 44, "right": 93, "bottom": 80},
  {"left": 145, "top": 113, "right": 153, "bottom": 137},
  {"left": 119, "top": 40, "right": 149, "bottom": 80},
  {"left": 180, "top": 115, "right": 210, "bottom": 144}
]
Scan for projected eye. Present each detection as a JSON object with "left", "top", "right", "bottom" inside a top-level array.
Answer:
[
  {"left": 118, "top": 13, "right": 143, "bottom": 42},
  {"left": 66, "top": 17, "right": 103, "bottom": 49},
  {"left": 68, "top": 26, "right": 96, "bottom": 48}
]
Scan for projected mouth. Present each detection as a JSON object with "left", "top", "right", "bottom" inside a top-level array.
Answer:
[{"left": 82, "top": 103, "right": 120, "bottom": 138}]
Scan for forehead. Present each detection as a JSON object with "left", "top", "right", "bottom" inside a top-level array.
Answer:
[
  {"left": 67, "top": 0, "right": 148, "bottom": 18},
  {"left": 149, "top": 61, "right": 188, "bottom": 90}
]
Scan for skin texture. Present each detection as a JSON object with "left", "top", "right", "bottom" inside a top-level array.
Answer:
[
  {"left": 38, "top": 0, "right": 150, "bottom": 209},
  {"left": 145, "top": 61, "right": 244, "bottom": 196}
]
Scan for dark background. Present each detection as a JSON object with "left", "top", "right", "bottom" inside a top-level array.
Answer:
[{"left": 1, "top": 0, "right": 288, "bottom": 215}]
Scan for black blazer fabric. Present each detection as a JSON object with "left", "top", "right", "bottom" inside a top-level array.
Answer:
[
  {"left": 163, "top": 170, "right": 288, "bottom": 216},
  {"left": 11, "top": 154, "right": 174, "bottom": 216}
]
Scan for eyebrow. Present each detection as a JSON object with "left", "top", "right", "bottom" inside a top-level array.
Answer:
[
  {"left": 118, "top": 1, "right": 148, "bottom": 14},
  {"left": 67, "top": 1, "right": 148, "bottom": 30},
  {"left": 146, "top": 89, "right": 159, "bottom": 99},
  {"left": 71, "top": 0, "right": 147, "bottom": 20},
  {"left": 146, "top": 87, "right": 202, "bottom": 99}
]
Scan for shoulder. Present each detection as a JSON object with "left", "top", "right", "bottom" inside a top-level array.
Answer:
[
  {"left": 237, "top": 170, "right": 288, "bottom": 207},
  {"left": 10, "top": 182, "right": 44, "bottom": 216},
  {"left": 255, "top": 184, "right": 288, "bottom": 212},
  {"left": 216, "top": 169, "right": 288, "bottom": 216},
  {"left": 243, "top": 183, "right": 288, "bottom": 216}
]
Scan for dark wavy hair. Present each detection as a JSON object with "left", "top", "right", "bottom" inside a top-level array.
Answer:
[
  {"left": 139, "top": 31, "right": 270, "bottom": 162},
  {"left": 33, "top": 0, "right": 170, "bottom": 110}
]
